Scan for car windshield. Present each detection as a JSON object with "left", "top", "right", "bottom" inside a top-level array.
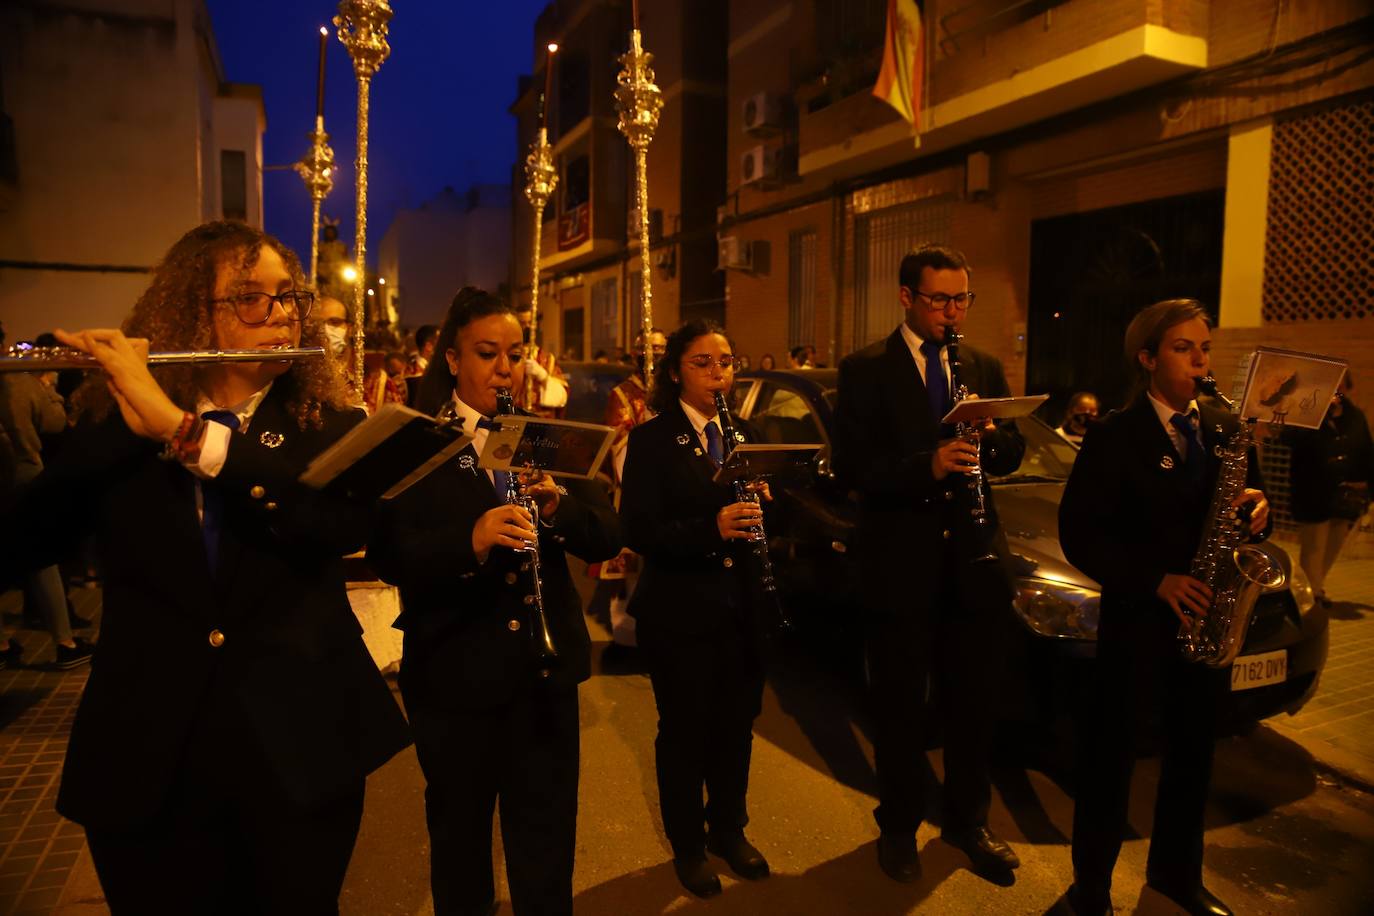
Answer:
[{"left": 991, "top": 416, "right": 1077, "bottom": 482}]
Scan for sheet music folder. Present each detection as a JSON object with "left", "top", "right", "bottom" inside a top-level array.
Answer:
[
  {"left": 941, "top": 394, "right": 1048, "bottom": 425},
  {"left": 478, "top": 415, "right": 615, "bottom": 480},
  {"left": 712, "top": 444, "right": 824, "bottom": 485},
  {"left": 299, "top": 403, "right": 472, "bottom": 501}
]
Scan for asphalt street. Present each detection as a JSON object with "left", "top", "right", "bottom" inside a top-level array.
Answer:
[{"left": 336, "top": 628, "right": 1374, "bottom": 916}]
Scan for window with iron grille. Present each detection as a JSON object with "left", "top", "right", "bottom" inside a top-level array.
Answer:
[
  {"left": 854, "top": 198, "right": 953, "bottom": 348},
  {"left": 590, "top": 277, "right": 618, "bottom": 355},
  {"left": 220, "top": 150, "right": 247, "bottom": 222},
  {"left": 788, "top": 230, "right": 818, "bottom": 350}
]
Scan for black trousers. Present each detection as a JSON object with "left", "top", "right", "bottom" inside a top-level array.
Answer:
[
  {"left": 1071, "top": 601, "right": 1226, "bottom": 897},
  {"left": 406, "top": 684, "right": 580, "bottom": 916},
  {"left": 638, "top": 618, "right": 764, "bottom": 860},
  {"left": 865, "top": 580, "right": 1011, "bottom": 837},
  {"left": 85, "top": 689, "right": 365, "bottom": 916}
]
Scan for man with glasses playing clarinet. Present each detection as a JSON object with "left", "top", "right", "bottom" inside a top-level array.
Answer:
[
  {"left": 834, "top": 243, "right": 1025, "bottom": 887},
  {"left": 2, "top": 221, "right": 409, "bottom": 913}
]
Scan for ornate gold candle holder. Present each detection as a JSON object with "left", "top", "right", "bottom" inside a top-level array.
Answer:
[{"left": 615, "top": 29, "right": 663, "bottom": 383}]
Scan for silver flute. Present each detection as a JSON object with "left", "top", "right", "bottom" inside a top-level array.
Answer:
[{"left": 0, "top": 345, "right": 325, "bottom": 372}]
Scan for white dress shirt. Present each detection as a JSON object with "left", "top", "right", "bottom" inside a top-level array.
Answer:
[
  {"left": 1147, "top": 391, "right": 1201, "bottom": 457},
  {"left": 679, "top": 398, "right": 725, "bottom": 456},
  {"left": 191, "top": 383, "right": 274, "bottom": 480},
  {"left": 898, "top": 322, "right": 952, "bottom": 391}
]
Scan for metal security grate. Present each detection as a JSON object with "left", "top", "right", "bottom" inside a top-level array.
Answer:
[
  {"left": 788, "top": 230, "right": 818, "bottom": 350},
  {"left": 854, "top": 198, "right": 953, "bottom": 348},
  {"left": 1262, "top": 98, "right": 1373, "bottom": 323}
]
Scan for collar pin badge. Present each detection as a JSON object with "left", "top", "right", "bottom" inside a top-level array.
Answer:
[
  {"left": 676, "top": 433, "right": 691, "bottom": 446},
  {"left": 458, "top": 454, "right": 476, "bottom": 472},
  {"left": 259, "top": 430, "right": 284, "bottom": 449},
  {"left": 1160, "top": 454, "right": 1175, "bottom": 470}
]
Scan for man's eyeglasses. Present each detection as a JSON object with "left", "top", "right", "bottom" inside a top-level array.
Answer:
[
  {"left": 911, "top": 289, "right": 975, "bottom": 311},
  {"left": 212, "top": 290, "right": 315, "bottom": 326},
  {"left": 684, "top": 354, "right": 737, "bottom": 372}
]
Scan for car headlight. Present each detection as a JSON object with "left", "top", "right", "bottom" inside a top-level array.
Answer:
[
  {"left": 1013, "top": 578, "right": 1100, "bottom": 640},
  {"left": 1287, "top": 559, "right": 1316, "bottom": 616}
]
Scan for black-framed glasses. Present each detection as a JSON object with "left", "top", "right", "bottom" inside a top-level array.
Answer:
[
  {"left": 685, "top": 354, "right": 737, "bottom": 372},
  {"left": 912, "top": 289, "right": 975, "bottom": 311},
  {"left": 212, "top": 290, "right": 315, "bottom": 326}
]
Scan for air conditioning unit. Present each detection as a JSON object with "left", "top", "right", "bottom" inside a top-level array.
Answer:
[
  {"left": 740, "top": 145, "right": 780, "bottom": 187},
  {"left": 742, "top": 91, "right": 783, "bottom": 135},
  {"left": 626, "top": 206, "right": 663, "bottom": 242},
  {"left": 717, "top": 236, "right": 753, "bottom": 271}
]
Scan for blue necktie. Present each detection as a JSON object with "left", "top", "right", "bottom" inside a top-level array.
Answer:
[
  {"left": 920, "top": 339, "right": 949, "bottom": 433},
  {"left": 1169, "top": 412, "right": 1205, "bottom": 485},
  {"left": 200, "top": 410, "right": 240, "bottom": 573},
  {"left": 704, "top": 421, "right": 724, "bottom": 466}
]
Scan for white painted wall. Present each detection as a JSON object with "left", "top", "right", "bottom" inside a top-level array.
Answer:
[
  {"left": 0, "top": 0, "right": 262, "bottom": 342},
  {"left": 378, "top": 185, "right": 513, "bottom": 330}
]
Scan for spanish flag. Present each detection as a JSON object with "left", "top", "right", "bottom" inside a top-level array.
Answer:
[{"left": 872, "top": 0, "right": 924, "bottom": 146}]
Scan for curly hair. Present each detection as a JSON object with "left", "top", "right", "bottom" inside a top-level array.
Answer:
[
  {"left": 71, "top": 221, "right": 352, "bottom": 428},
  {"left": 649, "top": 319, "right": 730, "bottom": 415}
]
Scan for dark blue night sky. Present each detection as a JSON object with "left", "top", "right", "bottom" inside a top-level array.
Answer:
[{"left": 205, "top": 0, "right": 549, "bottom": 270}]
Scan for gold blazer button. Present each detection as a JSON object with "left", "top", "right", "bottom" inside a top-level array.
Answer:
[
  {"left": 250, "top": 486, "right": 266, "bottom": 499},
  {"left": 507, "top": 619, "right": 521, "bottom": 631},
  {"left": 504, "top": 572, "right": 518, "bottom": 585},
  {"left": 208, "top": 629, "right": 226, "bottom": 648},
  {"left": 942, "top": 529, "right": 952, "bottom": 540},
  {"left": 723, "top": 557, "right": 734, "bottom": 569}
]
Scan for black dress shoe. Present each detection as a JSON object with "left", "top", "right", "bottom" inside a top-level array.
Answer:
[
  {"left": 876, "top": 833, "right": 922, "bottom": 883},
  {"left": 1064, "top": 883, "right": 1113, "bottom": 915},
  {"left": 943, "top": 826, "right": 1021, "bottom": 872},
  {"left": 672, "top": 856, "right": 722, "bottom": 898},
  {"left": 1146, "top": 878, "right": 1233, "bottom": 916},
  {"left": 707, "top": 831, "right": 769, "bottom": 879}
]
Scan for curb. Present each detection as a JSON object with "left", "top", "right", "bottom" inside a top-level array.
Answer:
[{"left": 1262, "top": 720, "right": 1374, "bottom": 796}]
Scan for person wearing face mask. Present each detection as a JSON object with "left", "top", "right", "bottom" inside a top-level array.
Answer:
[
  {"left": 318, "top": 295, "right": 352, "bottom": 362},
  {"left": 368, "top": 287, "right": 621, "bottom": 916},
  {"left": 1057, "top": 299, "right": 1271, "bottom": 916},
  {"left": 1057, "top": 391, "right": 1099, "bottom": 447},
  {"left": 2, "top": 221, "right": 410, "bottom": 912},
  {"left": 618, "top": 319, "right": 776, "bottom": 899}
]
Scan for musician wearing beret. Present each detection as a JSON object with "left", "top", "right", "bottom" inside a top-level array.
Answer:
[
  {"left": 2, "top": 221, "right": 411, "bottom": 913},
  {"left": 833, "top": 244, "right": 1025, "bottom": 885},
  {"left": 369, "top": 288, "right": 621, "bottom": 916},
  {"left": 1058, "top": 299, "right": 1270, "bottom": 916}
]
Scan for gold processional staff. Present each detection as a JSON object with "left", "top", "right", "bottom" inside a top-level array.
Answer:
[
  {"left": 294, "top": 26, "right": 338, "bottom": 299},
  {"left": 335, "top": 0, "right": 392, "bottom": 400},
  {"left": 523, "top": 43, "right": 559, "bottom": 411},
  {"left": 615, "top": 0, "right": 663, "bottom": 387}
]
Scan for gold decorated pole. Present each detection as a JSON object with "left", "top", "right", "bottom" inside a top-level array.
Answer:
[
  {"left": 293, "top": 117, "right": 336, "bottom": 288},
  {"left": 614, "top": 8, "right": 663, "bottom": 385},
  {"left": 523, "top": 43, "right": 559, "bottom": 410},
  {"left": 295, "top": 27, "right": 337, "bottom": 289},
  {"left": 335, "top": 0, "right": 392, "bottom": 397}
]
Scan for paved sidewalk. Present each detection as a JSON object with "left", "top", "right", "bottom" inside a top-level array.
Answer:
[
  {"left": 0, "top": 589, "right": 99, "bottom": 916},
  {"left": 1263, "top": 533, "right": 1374, "bottom": 791}
]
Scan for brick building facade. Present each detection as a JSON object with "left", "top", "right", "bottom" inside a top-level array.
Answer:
[{"left": 514, "top": 0, "right": 1372, "bottom": 407}]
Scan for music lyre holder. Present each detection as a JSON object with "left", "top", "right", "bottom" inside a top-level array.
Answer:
[{"left": 711, "top": 444, "right": 823, "bottom": 487}]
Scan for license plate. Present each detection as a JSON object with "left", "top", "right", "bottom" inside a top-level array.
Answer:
[{"left": 1231, "top": 649, "right": 1287, "bottom": 692}]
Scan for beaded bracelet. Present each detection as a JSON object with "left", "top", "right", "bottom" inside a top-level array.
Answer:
[{"left": 161, "top": 411, "right": 202, "bottom": 463}]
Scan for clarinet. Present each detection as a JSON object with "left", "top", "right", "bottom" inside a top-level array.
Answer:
[
  {"left": 942, "top": 326, "right": 998, "bottom": 562},
  {"left": 713, "top": 391, "right": 793, "bottom": 632},
  {"left": 495, "top": 388, "right": 559, "bottom": 674}
]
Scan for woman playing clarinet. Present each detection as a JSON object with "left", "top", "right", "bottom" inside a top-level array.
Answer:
[
  {"left": 619, "top": 319, "right": 774, "bottom": 898},
  {"left": 369, "top": 287, "right": 621, "bottom": 916}
]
